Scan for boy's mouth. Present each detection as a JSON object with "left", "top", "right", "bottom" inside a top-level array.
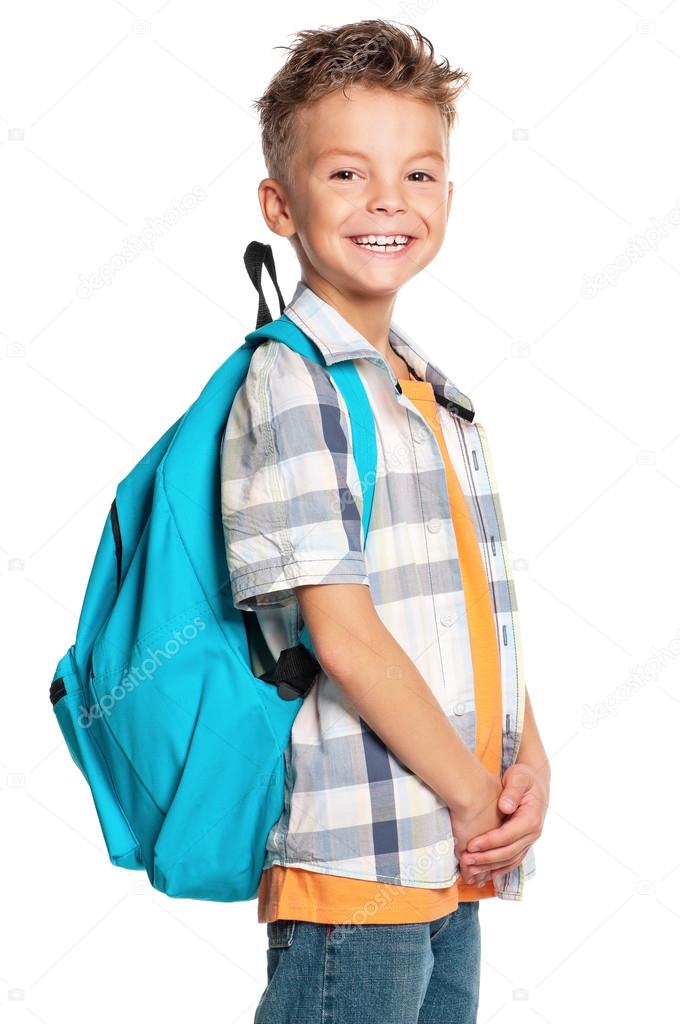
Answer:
[{"left": 346, "top": 234, "right": 417, "bottom": 256}]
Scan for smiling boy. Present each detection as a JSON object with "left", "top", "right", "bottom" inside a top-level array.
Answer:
[{"left": 220, "top": 18, "right": 549, "bottom": 1024}]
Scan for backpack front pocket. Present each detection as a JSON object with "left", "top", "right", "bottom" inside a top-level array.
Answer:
[{"left": 50, "top": 666, "right": 143, "bottom": 871}]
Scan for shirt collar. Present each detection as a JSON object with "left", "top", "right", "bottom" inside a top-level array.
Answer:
[{"left": 283, "top": 279, "right": 475, "bottom": 423}]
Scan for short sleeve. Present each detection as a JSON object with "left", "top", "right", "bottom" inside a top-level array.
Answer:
[{"left": 220, "top": 339, "right": 370, "bottom": 611}]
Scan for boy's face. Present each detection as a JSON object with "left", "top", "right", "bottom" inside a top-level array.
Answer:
[{"left": 262, "top": 84, "right": 454, "bottom": 299}]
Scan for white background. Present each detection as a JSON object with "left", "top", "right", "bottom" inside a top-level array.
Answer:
[{"left": 2, "top": 1, "right": 679, "bottom": 1021}]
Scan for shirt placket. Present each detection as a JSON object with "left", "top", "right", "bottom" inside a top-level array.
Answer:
[
  {"left": 458, "top": 419, "right": 527, "bottom": 901},
  {"left": 394, "top": 391, "right": 473, "bottom": 714}
]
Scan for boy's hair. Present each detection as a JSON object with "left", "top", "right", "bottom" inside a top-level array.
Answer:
[{"left": 253, "top": 19, "right": 470, "bottom": 190}]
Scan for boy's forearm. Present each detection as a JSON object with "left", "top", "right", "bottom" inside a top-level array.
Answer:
[
  {"left": 298, "top": 584, "right": 489, "bottom": 815},
  {"left": 330, "top": 628, "right": 489, "bottom": 815},
  {"left": 517, "top": 687, "right": 550, "bottom": 785}
]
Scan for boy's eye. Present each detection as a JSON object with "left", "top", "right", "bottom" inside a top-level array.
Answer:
[{"left": 330, "top": 170, "right": 435, "bottom": 182}]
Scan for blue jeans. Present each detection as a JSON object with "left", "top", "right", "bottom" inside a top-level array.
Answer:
[{"left": 253, "top": 900, "right": 481, "bottom": 1024}]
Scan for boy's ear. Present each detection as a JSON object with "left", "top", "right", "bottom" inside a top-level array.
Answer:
[
  {"left": 258, "top": 178, "right": 297, "bottom": 239},
  {"left": 446, "top": 180, "right": 454, "bottom": 220}
]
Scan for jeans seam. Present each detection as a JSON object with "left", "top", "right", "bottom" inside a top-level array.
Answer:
[
  {"left": 430, "top": 914, "right": 451, "bottom": 943},
  {"left": 322, "top": 921, "right": 334, "bottom": 1024}
]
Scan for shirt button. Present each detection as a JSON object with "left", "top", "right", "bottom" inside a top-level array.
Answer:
[
  {"left": 427, "top": 519, "right": 441, "bottom": 533},
  {"left": 440, "top": 613, "right": 454, "bottom": 627},
  {"left": 453, "top": 701, "right": 466, "bottom": 716}
]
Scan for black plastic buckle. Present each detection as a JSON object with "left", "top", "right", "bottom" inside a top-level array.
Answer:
[
  {"left": 50, "top": 677, "right": 66, "bottom": 705},
  {"left": 259, "top": 643, "right": 320, "bottom": 701}
]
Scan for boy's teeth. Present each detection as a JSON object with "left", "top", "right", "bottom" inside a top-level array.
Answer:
[{"left": 350, "top": 234, "right": 411, "bottom": 249}]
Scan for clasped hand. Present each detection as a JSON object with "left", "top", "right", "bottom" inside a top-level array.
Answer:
[{"left": 450, "top": 763, "right": 548, "bottom": 887}]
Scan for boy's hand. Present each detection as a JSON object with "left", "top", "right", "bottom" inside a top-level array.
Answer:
[
  {"left": 457, "top": 763, "right": 548, "bottom": 886},
  {"left": 449, "top": 769, "right": 505, "bottom": 884}
]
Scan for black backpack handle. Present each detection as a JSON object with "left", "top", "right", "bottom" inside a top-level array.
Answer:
[{"left": 243, "top": 241, "right": 286, "bottom": 328}]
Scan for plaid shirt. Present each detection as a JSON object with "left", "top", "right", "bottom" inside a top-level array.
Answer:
[{"left": 220, "top": 279, "right": 536, "bottom": 900}]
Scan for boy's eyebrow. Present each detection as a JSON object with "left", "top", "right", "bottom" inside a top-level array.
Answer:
[{"left": 315, "top": 146, "right": 445, "bottom": 163}]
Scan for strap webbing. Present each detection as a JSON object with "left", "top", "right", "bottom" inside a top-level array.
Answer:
[
  {"left": 243, "top": 241, "right": 286, "bottom": 329},
  {"left": 242, "top": 242, "right": 377, "bottom": 697}
]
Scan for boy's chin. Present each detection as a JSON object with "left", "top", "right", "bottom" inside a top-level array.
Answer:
[
  {"left": 335, "top": 253, "right": 421, "bottom": 287},
  {"left": 346, "top": 264, "right": 418, "bottom": 291},
  {"left": 333, "top": 270, "right": 410, "bottom": 296}
]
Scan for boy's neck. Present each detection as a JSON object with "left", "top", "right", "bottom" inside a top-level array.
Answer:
[{"left": 300, "top": 272, "right": 397, "bottom": 363}]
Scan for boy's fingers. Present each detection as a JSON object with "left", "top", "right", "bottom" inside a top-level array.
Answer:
[
  {"left": 491, "top": 851, "right": 532, "bottom": 879},
  {"left": 466, "top": 802, "right": 537, "bottom": 853},
  {"left": 496, "top": 764, "right": 536, "bottom": 814},
  {"left": 469, "top": 862, "right": 523, "bottom": 886},
  {"left": 469, "top": 853, "right": 525, "bottom": 886},
  {"left": 462, "top": 826, "right": 536, "bottom": 866},
  {"left": 465, "top": 820, "right": 528, "bottom": 856},
  {"left": 498, "top": 783, "right": 526, "bottom": 813}
]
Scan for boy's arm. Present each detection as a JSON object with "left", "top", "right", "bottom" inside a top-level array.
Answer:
[
  {"left": 296, "top": 581, "right": 501, "bottom": 825},
  {"left": 459, "top": 687, "right": 549, "bottom": 881},
  {"left": 516, "top": 687, "right": 551, "bottom": 788}
]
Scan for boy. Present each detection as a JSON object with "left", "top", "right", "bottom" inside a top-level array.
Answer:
[{"left": 220, "top": 19, "right": 549, "bottom": 1024}]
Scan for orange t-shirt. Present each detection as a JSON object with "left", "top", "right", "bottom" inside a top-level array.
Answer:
[{"left": 257, "top": 373, "right": 501, "bottom": 924}]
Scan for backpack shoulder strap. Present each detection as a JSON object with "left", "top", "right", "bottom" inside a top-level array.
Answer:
[{"left": 244, "top": 314, "right": 377, "bottom": 672}]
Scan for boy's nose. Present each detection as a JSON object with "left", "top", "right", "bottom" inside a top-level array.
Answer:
[{"left": 371, "top": 201, "right": 407, "bottom": 215}]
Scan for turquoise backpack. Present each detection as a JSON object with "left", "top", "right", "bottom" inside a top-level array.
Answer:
[{"left": 49, "top": 241, "right": 377, "bottom": 902}]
